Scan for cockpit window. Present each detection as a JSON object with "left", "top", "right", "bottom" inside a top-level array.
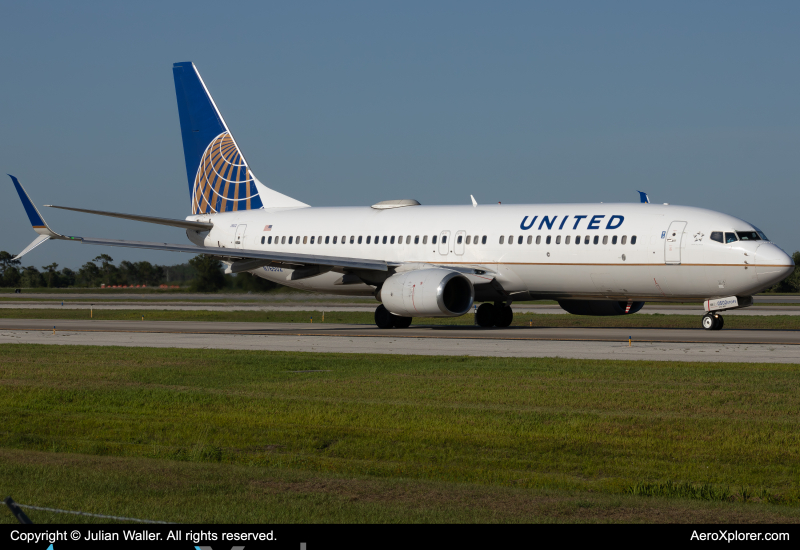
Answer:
[
  {"left": 725, "top": 232, "right": 738, "bottom": 244},
  {"left": 710, "top": 231, "right": 723, "bottom": 243},
  {"left": 736, "top": 231, "right": 761, "bottom": 241},
  {"left": 752, "top": 225, "right": 769, "bottom": 241}
]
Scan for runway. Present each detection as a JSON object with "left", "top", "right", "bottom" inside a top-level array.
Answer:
[
  {"left": 2, "top": 319, "right": 799, "bottom": 363},
  {"left": 2, "top": 302, "right": 800, "bottom": 315}
]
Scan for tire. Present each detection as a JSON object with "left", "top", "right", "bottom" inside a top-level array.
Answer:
[
  {"left": 702, "top": 314, "right": 717, "bottom": 330},
  {"left": 375, "top": 304, "right": 395, "bottom": 329},
  {"left": 714, "top": 315, "right": 724, "bottom": 331},
  {"left": 475, "top": 303, "right": 496, "bottom": 327},
  {"left": 393, "top": 315, "right": 412, "bottom": 329},
  {"left": 494, "top": 305, "right": 514, "bottom": 328}
]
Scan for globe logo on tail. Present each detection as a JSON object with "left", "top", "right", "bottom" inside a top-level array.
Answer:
[{"left": 192, "top": 132, "right": 263, "bottom": 214}]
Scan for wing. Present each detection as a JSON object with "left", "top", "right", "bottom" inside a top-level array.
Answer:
[{"left": 9, "top": 175, "right": 387, "bottom": 273}]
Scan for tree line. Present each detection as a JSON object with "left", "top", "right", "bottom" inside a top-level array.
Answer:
[
  {"left": 1, "top": 249, "right": 797, "bottom": 293},
  {"left": 0, "top": 252, "right": 278, "bottom": 292}
]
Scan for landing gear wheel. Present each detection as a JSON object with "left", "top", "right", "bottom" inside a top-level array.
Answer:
[
  {"left": 375, "top": 304, "right": 395, "bottom": 329},
  {"left": 702, "top": 313, "right": 719, "bottom": 331},
  {"left": 495, "top": 306, "right": 514, "bottom": 328},
  {"left": 476, "top": 303, "right": 496, "bottom": 327},
  {"left": 393, "top": 316, "right": 412, "bottom": 329},
  {"left": 714, "top": 315, "right": 724, "bottom": 331}
]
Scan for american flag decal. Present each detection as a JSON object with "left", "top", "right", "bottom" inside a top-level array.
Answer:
[{"left": 264, "top": 225, "right": 273, "bottom": 231}]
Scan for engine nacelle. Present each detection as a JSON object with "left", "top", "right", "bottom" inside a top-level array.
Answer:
[
  {"left": 379, "top": 268, "right": 474, "bottom": 317},
  {"left": 557, "top": 300, "right": 645, "bottom": 316}
]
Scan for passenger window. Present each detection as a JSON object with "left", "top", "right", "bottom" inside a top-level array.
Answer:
[
  {"left": 527, "top": 236, "right": 532, "bottom": 244},
  {"left": 423, "top": 235, "right": 428, "bottom": 245},
  {"left": 297, "top": 236, "right": 301, "bottom": 244},
  {"left": 432, "top": 235, "right": 437, "bottom": 244},
  {"left": 556, "top": 235, "right": 561, "bottom": 244},
  {"left": 382, "top": 236, "right": 386, "bottom": 244},
  {"left": 390, "top": 236, "right": 395, "bottom": 244},
  {"left": 474, "top": 235, "right": 479, "bottom": 244},
  {"left": 289, "top": 236, "right": 293, "bottom": 244},
  {"left": 350, "top": 236, "right": 354, "bottom": 244},
  {"left": 602, "top": 236, "right": 608, "bottom": 245},
  {"left": 442, "top": 235, "right": 447, "bottom": 244},
  {"left": 546, "top": 236, "right": 551, "bottom": 245},
  {"left": 310, "top": 236, "right": 314, "bottom": 244},
  {"left": 281, "top": 236, "right": 286, "bottom": 244},
  {"left": 405, "top": 236, "right": 410, "bottom": 244},
  {"left": 631, "top": 236, "right": 637, "bottom": 245},
  {"left": 324, "top": 236, "right": 329, "bottom": 244},
  {"left": 593, "top": 236, "right": 599, "bottom": 245},
  {"left": 415, "top": 236, "right": 420, "bottom": 244},
  {"left": 333, "top": 236, "right": 337, "bottom": 244},
  {"left": 358, "top": 236, "right": 362, "bottom": 244},
  {"left": 517, "top": 236, "right": 523, "bottom": 244},
  {"left": 584, "top": 236, "right": 590, "bottom": 245},
  {"left": 466, "top": 236, "right": 471, "bottom": 245},
  {"left": 341, "top": 236, "right": 345, "bottom": 244},
  {"left": 457, "top": 235, "right": 463, "bottom": 244},
  {"left": 621, "top": 236, "right": 627, "bottom": 245},
  {"left": 575, "top": 235, "right": 580, "bottom": 245},
  {"left": 499, "top": 236, "right": 505, "bottom": 244},
  {"left": 481, "top": 236, "right": 487, "bottom": 244},
  {"left": 710, "top": 231, "right": 723, "bottom": 243},
  {"left": 611, "top": 236, "right": 617, "bottom": 245},
  {"left": 318, "top": 235, "right": 322, "bottom": 244},
  {"left": 374, "top": 235, "right": 378, "bottom": 244},
  {"left": 725, "top": 232, "right": 737, "bottom": 244},
  {"left": 366, "top": 236, "right": 371, "bottom": 244},
  {"left": 565, "top": 236, "right": 571, "bottom": 244},
  {"left": 536, "top": 235, "right": 541, "bottom": 245},
  {"left": 268, "top": 236, "right": 273, "bottom": 244},
  {"left": 261, "top": 236, "right": 265, "bottom": 244},
  {"left": 508, "top": 235, "right": 512, "bottom": 245}
]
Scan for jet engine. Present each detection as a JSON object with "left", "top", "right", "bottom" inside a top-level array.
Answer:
[
  {"left": 379, "top": 268, "right": 474, "bottom": 317},
  {"left": 557, "top": 300, "right": 645, "bottom": 316}
]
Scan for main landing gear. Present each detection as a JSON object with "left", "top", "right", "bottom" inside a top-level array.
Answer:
[
  {"left": 375, "top": 304, "right": 412, "bottom": 329},
  {"left": 475, "top": 302, "right": 514, "bottom": 328},
  {"left": 702, "top": 312, "right": 724, "bottom": 331}
]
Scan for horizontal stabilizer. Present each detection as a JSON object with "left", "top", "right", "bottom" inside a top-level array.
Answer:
[{"left": 45, "top": 205, "right": 213, "bottom": 231}]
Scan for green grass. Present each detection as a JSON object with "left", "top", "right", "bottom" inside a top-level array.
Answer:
[
  {"left": 1, "top": 345, "right": 800, "bottom": 523},
  {"left": 1, "top": 308, "right": 800, "bottom": 329}
]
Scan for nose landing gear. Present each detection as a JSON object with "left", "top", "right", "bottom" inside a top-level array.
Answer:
[{"left": 702, "top": 312, "right": 724, "bottom": 331}]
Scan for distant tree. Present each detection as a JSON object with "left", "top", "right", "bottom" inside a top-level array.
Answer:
[
  {"left": 20, "top": 266, "right": 44, "bottom": 288},
  {"left": 188, "top": 255, "right": 225, "bottom": 292},
  {"left": 77, "top": 260, "right": 102, "bottom": 287},
  {"left": 42, "top": 262, "right": 60, "bottom": 288},
  {"left": 0, "top": 251, "right": 21, "bottom": 287},
  {"left": 93, "top": 254, "right": 118, "bottom": 286}
]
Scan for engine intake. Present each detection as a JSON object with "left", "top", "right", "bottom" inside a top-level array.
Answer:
[
  {"left": 379, "top": 268, "right": 474, "bottom": 317},
  {"left": 558, "top": 300, "right": 645, "bottom": 316}
]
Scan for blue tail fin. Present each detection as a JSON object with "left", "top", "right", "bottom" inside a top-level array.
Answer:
[{"left": 174, "top": 62, "right": 308, "bottom": 215}]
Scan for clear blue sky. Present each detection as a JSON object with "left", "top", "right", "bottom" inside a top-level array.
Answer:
[{"left": 2, "top": 1, "right": 798, "bottom": 269}]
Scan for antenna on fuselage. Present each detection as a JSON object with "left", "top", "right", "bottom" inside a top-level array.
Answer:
[{"left": 470, "top": 195, "right": 478, "bottom": 207}]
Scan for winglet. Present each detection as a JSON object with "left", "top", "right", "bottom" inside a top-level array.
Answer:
[
  {"left": 637, "top": 190, "right": 650, "bottom": 204},
  {"left": 8, "top": 175, "right": 69, "bottom": 259}
]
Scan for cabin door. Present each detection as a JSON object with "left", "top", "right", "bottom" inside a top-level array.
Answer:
[
  {"left": 664, "top": 221, "right": 686, "bottom": 264},
  {"left": 438, "top": 230, "right": 451, "bottom": 256},
  {"left": 454, "top": 230, "right": 466, "bottom": 255},
  {"left": 234, "top": 224, "right": 247, "bottom": 249}
]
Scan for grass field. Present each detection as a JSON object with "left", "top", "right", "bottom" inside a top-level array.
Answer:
[
  {"left": 1, "top": 345, "right": 799, "bottom": 523},
  {"left": 1, "top": 307, "right": 800, "bottom": 330}
]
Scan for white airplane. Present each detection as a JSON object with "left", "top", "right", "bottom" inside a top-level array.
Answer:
[{"left": 9, "top": 62, "right": 794, "bottom": 331}]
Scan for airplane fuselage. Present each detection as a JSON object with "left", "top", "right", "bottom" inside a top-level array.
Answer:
[{"left": 186, "top": 202, "right": 792, "bottom": 302}]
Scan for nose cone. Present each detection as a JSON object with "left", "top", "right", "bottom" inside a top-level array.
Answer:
[{"left": 755, "top": 244, "right": 795, "bottom": 285}]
